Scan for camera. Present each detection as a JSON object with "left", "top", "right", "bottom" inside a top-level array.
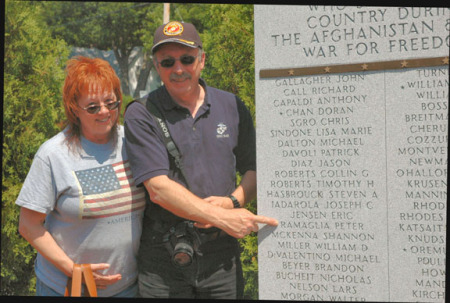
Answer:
[
  {"left": 164, "top": 221, "right": 201, "bottom": 267},
  {"left": 172, "top": 236, "right": 195, "bottom": 267}
]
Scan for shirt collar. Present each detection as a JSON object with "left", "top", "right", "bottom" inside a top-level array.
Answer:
[{"left": 78, "top": 135, "right": 117, "bottom": 160}]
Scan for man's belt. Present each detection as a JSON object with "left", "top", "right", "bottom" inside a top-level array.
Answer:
[{"left": 147, "top": 221, "right": 228, "bottom": 245}]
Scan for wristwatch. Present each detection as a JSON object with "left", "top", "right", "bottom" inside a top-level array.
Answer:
[{"left": 228, "top": 195, "right": 241, "bottom": 208}]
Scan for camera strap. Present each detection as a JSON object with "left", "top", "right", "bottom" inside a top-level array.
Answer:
[{"left": 129, "top": 96, "right": 191, "bottom": 190}]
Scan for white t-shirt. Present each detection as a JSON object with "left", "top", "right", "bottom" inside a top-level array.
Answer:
[{"left": 16, "top": 126, "right": 145, "bottom": 296}]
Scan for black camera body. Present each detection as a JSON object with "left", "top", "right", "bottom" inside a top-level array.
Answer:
[{"left": 163, "top": 221, "right": 202, "bottom": 267}]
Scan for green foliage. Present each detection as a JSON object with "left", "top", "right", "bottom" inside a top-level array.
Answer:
[
  {"left": 200, "top": 4, "right": 256, "bottom": 120},
  {"left": 40, "top": 2, "right": 159, "bottom": 96},
  {"left": 119, "top": 95, "right": 136, "bottom": 125},
  {"left": 2, "top": 0, "right": 69, "bottom": 295},
  {"left": 239, "top": 229, "right": 260, "bottom": 299},
  {"left": 41, "top": 2, "right": 152, "bottom": 51},
  {"left": 138, "top": 4, "right": 164, "bottom": 53}
]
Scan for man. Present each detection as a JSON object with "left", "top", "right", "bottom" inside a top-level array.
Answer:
[{"left": 124, "top": 21, "right": 277, "bottom": 299}]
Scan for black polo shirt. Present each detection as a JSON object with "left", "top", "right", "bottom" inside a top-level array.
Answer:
[{"left": 124, "top": 78, "right": 256, "bottom": 205}]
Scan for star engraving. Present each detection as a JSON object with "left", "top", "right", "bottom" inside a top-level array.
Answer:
[
  {"left": 361, "top": 64, "right": 368, "bottom": 71},
  {"left": 443, "top": 57, "right": 449, "bottom": 65},
  {"left": 288, "top": 69, "right": 294, "bottom": 76},
  {"left": 400, "top": 60, "right": 408, "bottom": 68},
  {"left": 324, "top": 66, "right": 331, "bottom": 73}
]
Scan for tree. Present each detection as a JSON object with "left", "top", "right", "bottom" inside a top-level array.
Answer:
[
  {"left": 40, "top": 2, "right": 158, "bottom": 97},
  {"left": 2, "top": 0, "right": 70, "bottom": 295},
  {"left": 200, "top": 4, "right": 256, "bottom": 119}
]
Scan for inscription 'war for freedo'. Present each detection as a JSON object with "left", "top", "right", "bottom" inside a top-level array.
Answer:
[{"left": 270, "top": 7, "right": 449, "bottom": 58}]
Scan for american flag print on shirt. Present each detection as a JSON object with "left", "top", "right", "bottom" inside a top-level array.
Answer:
[{"left": 74, "top": 160, "right": 145, "bottom": 219}]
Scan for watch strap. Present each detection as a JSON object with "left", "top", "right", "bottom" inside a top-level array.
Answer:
[{"left": 228, "top": 195, "right": 240, "bottom": 208}]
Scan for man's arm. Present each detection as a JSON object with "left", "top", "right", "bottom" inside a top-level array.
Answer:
[
  {"left": 202, "top": 170, "right": 256, "bottom": 209},
  {"left": 144, "top": 174, "right": 277, "bottom": 238},
  {"left": 230, "top": 170, "right": 256, "bottom": 207}
]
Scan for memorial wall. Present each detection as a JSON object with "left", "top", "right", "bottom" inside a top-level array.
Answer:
[{"left": 255, "top": 6, "right": 448, "bottom": 302}]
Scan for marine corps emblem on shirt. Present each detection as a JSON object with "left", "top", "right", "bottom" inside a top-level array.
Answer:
[
  {"left": 164, "top": 21, "right": 184, "bottom": 36},
  {"left": 216, "top": 123, "right": 229, "bottom": 138}
]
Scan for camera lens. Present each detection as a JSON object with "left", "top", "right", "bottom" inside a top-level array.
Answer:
[{"left": 172, "top": 238, "right": 194, "bottom": 267}]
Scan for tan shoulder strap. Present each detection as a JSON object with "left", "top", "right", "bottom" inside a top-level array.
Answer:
[
  {"left": 81, "top": 264, "right": 97, "bottom": 297},
  {"left": 64, "top": 264, "right": 97, "bottom": 297},
  {"left": 64, "top": 264, "right": 82, "bottom": 296}
]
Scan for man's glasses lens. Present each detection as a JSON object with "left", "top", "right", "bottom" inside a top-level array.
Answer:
[
  {"left": 85, "top": 101, "right": 120, "bottom": 114},
  {"left": 160, "top": 55, "right": 197, "bottom": 68}
]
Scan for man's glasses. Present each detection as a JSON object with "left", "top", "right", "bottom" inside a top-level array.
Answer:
[
  {"left": 157, "top": 54, "right": 200, "bottom": 68},
  {"left": 78, "top": 100, "right": 121, "bottom": 114}
]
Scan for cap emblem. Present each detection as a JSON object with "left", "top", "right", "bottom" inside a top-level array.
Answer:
[{"left": 164, "top": 21, "right": 184, "bottom": 36}]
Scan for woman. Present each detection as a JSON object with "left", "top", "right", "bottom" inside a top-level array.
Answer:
[{"left": 16, "top": 56, "right": 145, "bottom": 297}]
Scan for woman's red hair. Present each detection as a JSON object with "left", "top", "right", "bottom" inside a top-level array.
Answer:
[{"left": 62, "top": 56, "right": 122, "bottom": 149}]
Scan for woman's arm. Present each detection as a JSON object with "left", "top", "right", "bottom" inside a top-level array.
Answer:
[
  {"left": 19, "top": 207, "right": 75, "bottom": 277},
  {"left": 18, "top": 207, "right": 121, "bottom": 289}
]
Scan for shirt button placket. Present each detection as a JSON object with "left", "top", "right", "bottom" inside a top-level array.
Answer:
[{"left": 192, "top": 120, "right": 201, "bottom": 142}]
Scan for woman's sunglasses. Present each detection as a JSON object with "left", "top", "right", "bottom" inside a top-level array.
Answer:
[
  {"left": 78, "top": 100, "right": 121, "bottom": 114},
  {"left": 157, "top": 54, "right": 200, "bottom": 68}
]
